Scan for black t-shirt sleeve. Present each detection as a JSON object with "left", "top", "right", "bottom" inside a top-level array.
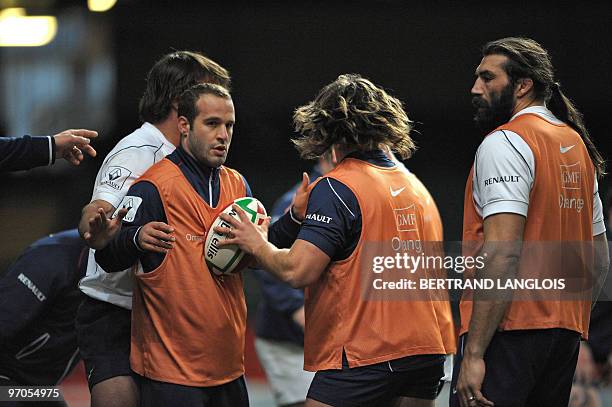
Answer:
[
  {"left": 0, "top": 136, "right": 51, "bottom": 172},
  {"left": 296, "top": 177, "right": 362, "bottom": 261}
]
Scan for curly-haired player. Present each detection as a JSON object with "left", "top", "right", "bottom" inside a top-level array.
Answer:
[{"left": 218, "top": 74, "right": 454, "bottom": 407}]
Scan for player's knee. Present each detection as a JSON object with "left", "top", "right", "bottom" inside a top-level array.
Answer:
[
  {"left": 305, "top": 398, "right": 333, "bottom": 407},
  {"left": 91, "top": 375, "right": 138, "bottom": 407}
]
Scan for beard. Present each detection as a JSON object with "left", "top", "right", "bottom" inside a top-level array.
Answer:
[{"left": 472, "top": 83, "right": 515, "bottom": 134}]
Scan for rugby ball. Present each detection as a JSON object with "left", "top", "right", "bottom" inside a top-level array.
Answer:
[{"left": 204, "top": 197, "right": 267, "bottom": 276}]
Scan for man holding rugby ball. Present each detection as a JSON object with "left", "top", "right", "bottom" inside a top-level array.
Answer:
[{"left": 95, "top": 83, "right": 307, "bottom": 406}]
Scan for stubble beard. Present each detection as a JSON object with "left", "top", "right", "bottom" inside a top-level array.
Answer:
[{"left": 187, "top": 136, "right": 226, "bottom": 168}]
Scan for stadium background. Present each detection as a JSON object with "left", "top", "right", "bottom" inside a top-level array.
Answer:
[{"left": 1, "top": 1, "right": 611, "bottom": 405}]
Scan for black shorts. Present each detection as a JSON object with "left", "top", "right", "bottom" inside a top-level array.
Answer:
[
  {"left": 138, "top": 374, "right": 249, "bottom": 407},
  {"left": 450, "top": 328, "right": 580, "bottom": 407},
  {"left": 75, "top": 296, "right": 132, "bottom": 389},
  {"left": 307, "top": 352, "right": 445, "bottom": 406}
]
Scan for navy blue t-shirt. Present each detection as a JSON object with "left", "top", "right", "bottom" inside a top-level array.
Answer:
[
  {"left": 297, "top": 150, "right": 395, "bottom": 261},
  {"left": 0, "top": 229, "right": 87, "bottom": 385}
]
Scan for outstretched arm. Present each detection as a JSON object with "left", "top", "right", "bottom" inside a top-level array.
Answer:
[
  {"left": 0, "top": 136, "right": 51, "bottom": 171},
  {"left": 0, "top": 129, "right": 97, "bottom": 172},
  {"left": 217, "top": 205, "right": 330, "bottom": 288}
]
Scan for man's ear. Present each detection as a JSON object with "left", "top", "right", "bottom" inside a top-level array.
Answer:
[
  {"left": 330, "top": 145, "right": 338, "bottom": 165},
  {"left": 515, "top": 78, "right": 534, "bottom": 98},
  {"left": 177, "top": 116, "right": 190, "bottom": 138}
]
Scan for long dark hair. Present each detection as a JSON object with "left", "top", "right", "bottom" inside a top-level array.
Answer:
[
  {"left": 138, "top": 51, "right": 231, "bottom": 124},
  {"left": 483, "top": 37, "right": 605, "bottom": 178}
]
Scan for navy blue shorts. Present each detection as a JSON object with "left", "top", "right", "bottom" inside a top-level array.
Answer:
[
  {"left": 307, "top": 352, "right": 445, "bottom": 406},
  {"left": 138, "top": 374, "right": 249, "bottom": 407},
  {"left": 75, "top": 296, "right": 133, "bottom": 389},
  {"left": 450, "top": 329, "right": 580, "bottom": 407}
]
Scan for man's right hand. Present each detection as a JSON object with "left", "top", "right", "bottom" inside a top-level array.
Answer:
[
  {"left": 575, "top": 342, "right": 598, "bottom": 384},
  {"left": 53, "top": 129, "right": 98, "bottom": 165}
]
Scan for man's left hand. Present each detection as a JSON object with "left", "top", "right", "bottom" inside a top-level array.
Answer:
[{"left": 290, "top": 172, "right": 310, "bottom": 221}]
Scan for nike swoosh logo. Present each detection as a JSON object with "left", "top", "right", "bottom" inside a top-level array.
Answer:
[
  {"left": 560, "top": 144, "right": 575, "bottom": 154},
  {"left": 390, "top": 186, "right": 406, "bottom": 197}
]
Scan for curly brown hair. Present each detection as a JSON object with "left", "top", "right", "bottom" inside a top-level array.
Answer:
[{"left": 292, "top": 74, "right": 415, "bottom": 160}]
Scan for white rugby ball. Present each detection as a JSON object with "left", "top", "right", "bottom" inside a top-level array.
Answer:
[{"left": 204, "top": 197, "right": 267, "bottom": 276}]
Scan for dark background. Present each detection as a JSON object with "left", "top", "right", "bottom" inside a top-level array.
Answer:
[{"left": 2, "top": 1, "right": 611, "bottom": 270}]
